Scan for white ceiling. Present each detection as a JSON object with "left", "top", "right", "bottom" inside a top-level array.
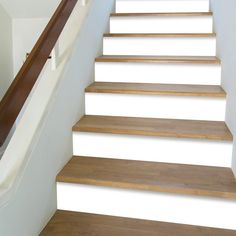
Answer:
[{"left": 0, "top": 0, "right": 60, "bottom": 18}]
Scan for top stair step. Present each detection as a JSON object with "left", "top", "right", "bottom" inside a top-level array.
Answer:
[
  {"left": 111, "top": 12, "right": 213, "bottom": 17},
  {"left": 116, "top": 0, "right": 210, "bottom": 13},
  {"left": 104, "top": 33, "right": 216, "bottom": 38}
]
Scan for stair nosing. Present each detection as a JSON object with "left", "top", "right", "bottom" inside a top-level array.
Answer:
[
  {"left": 57, "top": 175, "right": 236, "bottom": 199},
  {"left": 85, "top": 82, "right": 226, "bottom": 98},
  {"left": 104, "top": 33, "right": 216, "bottom": 38},
  {"left": 57, "top": 156, "right": 236, "bottom": 200},
  {"left": 73, "top": 115, "right": 233, "bottom": 141},
  {"left": 111, "top": 12, "right": 213, "bottom": 17},
  {"left": 95, "top": 56, "right": 221, "bottom": 64},
  {"left": 40, "top": 210, "right": 236, "bottom": 235}
]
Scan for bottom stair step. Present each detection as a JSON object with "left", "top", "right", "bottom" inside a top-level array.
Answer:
[
  {"left": 56, "top": 158, "right": 236, "bottom": 229},
  {"left": 40, "top": 210, "right": 236, "bottom": 235}
]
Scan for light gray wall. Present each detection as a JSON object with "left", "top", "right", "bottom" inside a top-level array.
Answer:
[
  {"left": 210, "top": 0, "right": 236, "bottom": 175},
  {"left": 12, "top": 18, "right": 49, "bottom": 76},
  {"left": 0, "top": 0, "right": 115, "bottom": 235},
  {"left": 0, "top": 4, "right": 13, "bottom": 100}
]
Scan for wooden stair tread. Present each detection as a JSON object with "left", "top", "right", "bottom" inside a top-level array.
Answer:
[
  {"left": 111, "top": 12, "right": 213, "bottom": 17},
  {"left": 40, "top": 210, "right": 236, "bottom": 235},
  {"left": 73, "top": 115, "right": 233, "bottom": 141},
  {"left": 104, "top": 33, "right": 216, "bottom": 37},
  {"left": 95, "top": 56, "right": 221, "bottom": 64},
  {"left": 86, "top": 82, "right": 226, "bottom": 97},
  {"left": 57, "top": 156, "right": 236, "bottom": 199}
]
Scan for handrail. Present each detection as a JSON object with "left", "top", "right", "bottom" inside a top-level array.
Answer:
[{"left": 0, "top": 0, "right": 78, "bottom": 147}]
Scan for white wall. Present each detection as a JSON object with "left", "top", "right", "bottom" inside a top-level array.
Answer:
[
  {"left": 0, "top": 4, "right": 13, "bottom": 100},
  {"left": 0, "top": 0, "right": 115, "bottom": 235},
  {"left": 12, "top": 18, "right": 49, "bottom": 76},
  {"left": 0, "top": 0, "right": 60, "bottom": 18},
  {"left": 210, "top": 0, "right": 236, "bottom": 175}
]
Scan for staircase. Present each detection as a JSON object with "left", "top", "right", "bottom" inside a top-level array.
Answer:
[{"left": 40, "top": 0, "right": 236, "bottom": 235}]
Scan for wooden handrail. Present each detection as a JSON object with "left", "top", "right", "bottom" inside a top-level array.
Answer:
[{"left": 0, "top": 0, "right": 78, "bottom": 147}]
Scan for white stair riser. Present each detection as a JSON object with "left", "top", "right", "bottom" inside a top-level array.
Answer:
[
  {"left": 95, "top": 62, "right": 221, "bottom": 85},
  {"left": 85, "top": 93, "right": 226, "bottom": 121},
  {"left": 110, "top": 16, "right": 213, "bottom": 34},
  {"left": 73, "top": 132, "right": 232, "bottom": 167},
  {"left": 116, "top": 0, "right": 210, "bottom": 13},
  {"left": 57, "top": 183, "right": 236, "bottom": 230},
  {"left": 103, "top": 37, "right": 216, "bottom": 56}
]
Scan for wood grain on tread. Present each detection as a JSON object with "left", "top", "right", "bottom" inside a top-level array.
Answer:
[
  {"left": 86, "top": 82, "right": 226, "bottom": 97},
  {"left": 73, "top": 115, "right": 233, "bottom": 141},
  {"left": 40, "top": 210, "right": 236, "bottom": 235},
  {"left": 95, "top": 56, "right": 221, "bottom": 64},
  {"left": 57, "top": 156, "right": 236, "bottom": 199},
  {"left": 111, "top": 12, "right": 213, "bottom": 17},
  {"left": 104, "top": 33, "right": 216, "bottom": 38}
]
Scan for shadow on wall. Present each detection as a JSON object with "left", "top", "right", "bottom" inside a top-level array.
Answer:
[
  {"left": 210, "top": 0, "right": 236, "bottom": 133},
  {"left": 0, "top": 126, "right": 15, "bottom": 159},
  {"left": 210, "top": 0, "right": 236, "bottom": 176}
]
